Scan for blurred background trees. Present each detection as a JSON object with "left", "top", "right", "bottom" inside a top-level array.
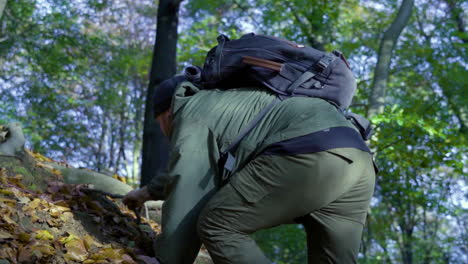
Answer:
[{"left": 0, "top": 0, "right": 466, "bottom": 263}]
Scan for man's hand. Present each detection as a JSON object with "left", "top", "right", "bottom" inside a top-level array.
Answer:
[{"left": 123, "top": 186, "right": 152, "bottom": 210}]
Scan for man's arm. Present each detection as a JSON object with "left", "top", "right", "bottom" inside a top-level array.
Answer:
[{"left": 154, "top": 120, "right": 219, "bottom": 264}]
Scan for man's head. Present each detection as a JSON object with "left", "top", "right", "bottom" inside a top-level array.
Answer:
[{"left": 153, "top": 75, "right": 187, "bottom": 137}]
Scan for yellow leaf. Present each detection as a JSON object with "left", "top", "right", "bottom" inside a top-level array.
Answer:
[
  {"left": 112, "top": 174, "right": 127, "bottom": 184},
  {"left": 3, "top": 214, "right": 17, "bottom": 226},
  {"left": 9, "top": 174, "right": 25, "bottom": 188},
  {"left": 35, "top": 230, "right": 54, "bottom": 241},
  {"left": 64, "top": 238, "right": 88, "bottom": 262},
  {"left": 0, "top": 197, "right": 17, "bottom": 206},
  {"left": 23, "top": 198, "right": 42, "bottom": 212},
  {"left": 83, "top": 234, "right": 103, "bottom": 250},
  {"left": 51, "top": 168, "right": 63, "bottom": 179},
  {"left": 27, "top": 150, "right": 53, "bottom": 162},
  {"left": 0, "top": 188, "right": 14, "bottom": 195},
  {"left": 59, "top": 233, "right": 80, "bottom": 244},
  {"left": 49, "top": 205, "right": 70, "bottom": 218}
]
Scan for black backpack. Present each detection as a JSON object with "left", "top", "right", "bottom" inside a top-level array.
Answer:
[
  {"left": 201, "top": 33, "right": 356, "bottom": 110},
  {"left": 184, "top": 33, "right": 372, "bottom": 180}
]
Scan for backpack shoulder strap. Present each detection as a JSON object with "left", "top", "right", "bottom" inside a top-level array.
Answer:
[{"left": 219, "top": 97, "right": 281, "bottom": 181}]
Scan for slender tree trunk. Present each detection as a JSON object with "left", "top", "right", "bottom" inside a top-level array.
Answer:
[
  {"left": 115, "top": 109, "right": 126, "bottom": 175},
  {"left": 141, "top": 0, "right": 182, "bottom": 187},
  {"left": 130, "top": 75, "right": 144, "bottom": 185},
  {"left": 108, "top": 121, "right": 116, "bottom": 169},
  {"left": 367, "top": 0, "right": 414, "bottom": 117},
  {"left": 0, "top": 0, "right": 6, "bottom": 21},
  {"left": 445, "top": 0, "right": 467, "bottom": 44},
  {"left": 96, "top": 113, "right": 108, "bottom": 172}
]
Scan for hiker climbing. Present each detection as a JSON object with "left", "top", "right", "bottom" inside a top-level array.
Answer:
[{"left": 123, "top": 33, "right": 377, "bottom": 264}]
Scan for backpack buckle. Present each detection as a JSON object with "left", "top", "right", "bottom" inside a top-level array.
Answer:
[{"left": 315, "top": 53, "right": 336, "bottom": 72}]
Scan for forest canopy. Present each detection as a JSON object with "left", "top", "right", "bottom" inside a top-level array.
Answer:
[{"left": 0, "top": 0, "right": 466, "bottom": 263}]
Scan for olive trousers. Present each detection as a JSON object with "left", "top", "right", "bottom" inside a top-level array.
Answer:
[{"left": 197, "top": 148, "right": 375, "bottom": 264}]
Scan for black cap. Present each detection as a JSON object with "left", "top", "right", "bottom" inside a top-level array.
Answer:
[{"left": 153, "top": 75, "right": 187, "bottom": 117}]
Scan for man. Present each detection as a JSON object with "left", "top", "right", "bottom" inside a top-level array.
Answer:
[{"left": 124, "top": 75, "right": 376, "bottom": 264}]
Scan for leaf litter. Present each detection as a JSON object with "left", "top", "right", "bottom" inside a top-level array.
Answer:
[{"left": 0, "top": 166, "right": 161, "bottom": 264}]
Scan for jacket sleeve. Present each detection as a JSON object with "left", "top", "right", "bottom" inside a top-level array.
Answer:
[{"left": 155, "top": 119, "right": 219, "bottom": 264}]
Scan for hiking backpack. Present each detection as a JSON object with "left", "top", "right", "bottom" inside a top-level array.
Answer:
[
  {"left": 201, "top": 33, "right": 356, "bottom": 110},
  {"left": 184, "top": 33, "right": 372, "bottom": 179}
]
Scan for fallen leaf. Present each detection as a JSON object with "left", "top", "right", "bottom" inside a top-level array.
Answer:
[
  {"left": 0, "top": 197, "right": 17, "bottom": 206},
  {"left": 3, "top": 214, "right": 17, "bottom": 226},
  {"left": 27, "top": 150, "right": 53, "bottom": 162},
  {"left": 0, "top": 188, "right": 14, "bottom": 195},
  {"left": 23, "top": 198, "right": 42, "bottom": 212},
  {"left": 0, "top": 168, "right": 7, "bottom": 184},
  {"left": 36, "top": 162, "right": 55, "bottom": 171},
  {"left": 9, "top": 174, "right": 25, "bottom": 188},
  {"left": 90, "top": 247, "right": 125, "bottom": 260},
  {"left": 59, "top": 233, "right": 80, "bottom": 244},
  {"left": 64, "top": 238, "right": 88, "bottom": 262},
  {"left": 53, "top": 200, "right": 69, "bottom": 207},
  {"left": 46, "top": 218, "right": 62, "bottom": 227},
  {"left": 17, "top": 232, "right": 31, "bottom": 243},
  {"left": 32, "top": 244, "right": 55, "bottom": 256},
  {"left": 49, "top": 205, "right": 70, "bottom": 217},
  {"left": 0, "top": 229, "right": 13, "bottom": 239},
  {"left": 35, "top": 229, "right": 54, "bottom": 241},
  {"left": 83, "top": 234, "right": 103, "bottom": 250}
]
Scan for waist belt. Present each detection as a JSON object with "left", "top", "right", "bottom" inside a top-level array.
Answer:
[{"left": 262, "top": 126, "right": 371, "bottom": 156}]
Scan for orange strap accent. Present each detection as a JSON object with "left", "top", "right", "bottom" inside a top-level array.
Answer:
[{"left": 242, "top": 56, "right": 282, "bottom": 72}]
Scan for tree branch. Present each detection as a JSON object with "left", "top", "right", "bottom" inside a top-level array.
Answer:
[
  {"left": 368, "top": 0, "right": 415, "bottom": 118},
  {"left": 0, "top": 0, "right": 6, "bottom": 21}
]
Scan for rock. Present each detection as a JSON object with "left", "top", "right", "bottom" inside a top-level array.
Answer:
[{"left": 0, "top": 123, "right": 26, "bottom": 156}]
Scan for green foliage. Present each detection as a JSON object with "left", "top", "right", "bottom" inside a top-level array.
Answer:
[{"left": 253, "top": 225, "right": 307, "bottom": 264}]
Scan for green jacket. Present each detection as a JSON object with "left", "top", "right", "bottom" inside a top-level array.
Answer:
[{"left": 149, "top": 81, "right": 357, "bottom": 264}]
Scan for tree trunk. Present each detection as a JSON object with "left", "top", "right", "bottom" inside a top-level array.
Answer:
[
  {"left": 140, "top": 0, "right": 182, "bottom": 187},
  {"left": 0, "top": 0, "right": 6, "bottom": 21},
  {"left": 367, "top": 0, "right": 415, "bottom": 117}
]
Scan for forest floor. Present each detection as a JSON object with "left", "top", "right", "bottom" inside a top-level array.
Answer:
[{"left": 0, "top": 150, "right": 212, "bottom": 264}]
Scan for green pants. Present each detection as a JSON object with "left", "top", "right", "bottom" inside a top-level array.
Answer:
[{"left": 197, "top": 148, "right": 375, "bottom": 264}]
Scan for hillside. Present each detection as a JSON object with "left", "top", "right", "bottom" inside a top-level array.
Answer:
[{"left": 0, "top": 124, "right": 212, "bottom": 264}]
